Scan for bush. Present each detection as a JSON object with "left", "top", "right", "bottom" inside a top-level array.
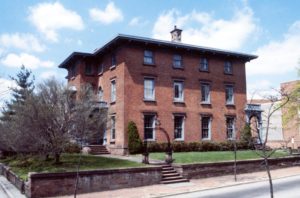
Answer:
[
  {"left": 64, "top": 143, "right": 81, "bottom": 153},
  {"left": 127, "top": 121, "right": 143, "bottom": 154}
]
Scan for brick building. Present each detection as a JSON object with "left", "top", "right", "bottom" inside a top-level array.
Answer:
[{"left": 59, "top": 27, "right": 257, "bottom": 154}]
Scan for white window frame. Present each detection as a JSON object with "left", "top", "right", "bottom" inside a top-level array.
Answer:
[
  {"left": 224, "top": 61, "right": 233, "bottom": 74},
  {"left": 173, "top": 81, "right": 184, "bottom": 102},
  {"left": 144, "top": 78, "right": 155, "bottom": 101},
  {"left": 111, "top": 115, "right": 116, "bottom": 140},
  {"left": 173, "top": 54, "right": 183, "bottom": 68},
  {"left": 144, "top": 50, "right": 154, "bottom": 65},
  {"left": 201, "top": 116, "right": 211, "bottom": 140},
  {"left": 110, "top": 79, "right": 116, "bottom": 103},
  {"left": 174, "top": 115, "right": 185, "bottom": 140},
  {"left": 226, "top": 117, "right": 235, "bottom": 140},
  {"left": 200, "top": 58, "right": 209, "bottom": 71},
  {"left": 201, "top": 83, "right": 210, "bottom": 104},
  {"left": 144, "top": 114, "right": 156, "bottom": 141},
  {"left": 225, "top": 85, "right": 234, "bottom": 105}
]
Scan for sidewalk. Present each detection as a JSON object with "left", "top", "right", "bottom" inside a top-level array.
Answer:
[{"left": 59, "top": 166, "right": 300, "bottom": 198}]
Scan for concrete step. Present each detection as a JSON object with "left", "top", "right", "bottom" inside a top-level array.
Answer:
[
  {"left": 162, "top": 176, "right": 184, "bottom": 181},
  {"left": 162, "top": 170, "right": 177, "bottom": 174},
  {"left": 161, "top": 178, "right": 189, "bottom": 184},
  {"left": 162, "top": 173, "right": 180, "bottom": 177},
  {"left": 162, "top": 167, "right": 174, "bottom": 171}
]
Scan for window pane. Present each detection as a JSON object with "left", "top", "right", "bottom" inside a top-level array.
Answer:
[
  {"left": 144, "top": 79, "right": 155, "bottom": 100},
  {"left": 226, "top": 86, "right": 234, "bottom": 104},
  {"left": 226, "top": 117, "right": 234, "bottom": 139},
  {"left": 144, "top": 115, "right": 155, "bottom": 139},
  {"left": 174, "top": 116, "right": 184, "bottom": 139},
  {"left": 224, "top": 61, "right": 232, "bottom": 74},
  {"left": 173, "top": 55, "right": 182, "bottom": 68},
  {"left": 202, "top": 117, "right": 210, "bottom": 139},
  {"left": 111, "top": 116, "right": 116, "bottom": 140},
  {"left": 201, "top": 84, "right": 210, "bottom": 103},
  {"left": 174, "top": 82, "right": 183, "bottom": 101},
  {"left": 200, "top": 58, "right": 208, "bottom": 71},
  {"left": 111, "top": 80, "right": 116, "bottom": 102}
]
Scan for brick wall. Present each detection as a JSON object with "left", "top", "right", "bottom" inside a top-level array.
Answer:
[
  {"left": 26, "top": 166, "right": 161, "bottom": 198},
  {"left": 173, "top": 156, "right": 300, "bottom": 179}
]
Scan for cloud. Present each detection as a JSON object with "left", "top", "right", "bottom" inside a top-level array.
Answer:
[
  {"left": 89, "top": 2, "right": 123, "bottom": 24},
  {"left": 1, "top": 53, "right": 54, "bottom": 69},
  {"left": 0, "top": 78, "right": 16, "bottom": 108},
  {"left": 40, "top": 71, "right": 57, "bottom": 79},
  {"left": 0, "top": 33, "right": 45, "bottom": 52},
  {"left": 28, "top": 2, "right": 84, "bottom": 42},
  {"left": 247, "top": 80, "right": 277, "bottom": 99},
  {"left": 129, "top": 17, "right": 148, "bottom": 27},
  {"left": 152, "top": 6, "right": 259, "bottom": 50},
  {"left": 247, "top": 21, "right": 300, "bottom": 76}
]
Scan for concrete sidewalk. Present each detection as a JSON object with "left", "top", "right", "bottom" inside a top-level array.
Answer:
[{"left": 59, "top": 166, "right": 300, "bottom": 198}]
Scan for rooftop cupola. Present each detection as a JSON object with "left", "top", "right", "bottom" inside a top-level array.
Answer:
[{"left": 170, "top": 25, "right": 182, "bottom": 42}]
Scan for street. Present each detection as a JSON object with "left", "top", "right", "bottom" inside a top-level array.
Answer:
[
  {"left": 161, "top": 175, "right": 300, "bottom": 198},
  {"left": 0, "top": 176, "right": 25, "bottom": 198}
]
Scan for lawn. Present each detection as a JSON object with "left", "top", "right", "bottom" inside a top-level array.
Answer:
[
  {"left": 0, "top": 154, "right": 144, "bottom": 180},
  {"left": 149, "top": 150, "right": 289, "bottom": 164}
]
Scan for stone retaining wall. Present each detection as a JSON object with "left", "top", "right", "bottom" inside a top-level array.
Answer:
[
  {"left": 27, "top": 166, "right": 162, "bottom": 198},
  {"left": 0, "top": 163, "right": 25, "bottom": 193},
  {"left": 173, "top": 156, "right": 300, "bottom": 179}
]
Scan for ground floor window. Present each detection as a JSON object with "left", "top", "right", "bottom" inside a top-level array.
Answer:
[
  {"left": 174, "top": 115, "right": 184, "bottom": 140},
  {"left": 111, "top": 115, "right": 116, "bottom": 140},
  {"left": 201, "top": 116, "right": 211, "bottom": 139},
  {"left": 144, "top": 115, "right": 155, "bottom": 140},
  {"left": 226, "top": 117, "right": 235, "bottom": 139}
]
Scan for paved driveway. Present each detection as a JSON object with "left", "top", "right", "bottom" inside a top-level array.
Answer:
[{"left": 0, "top": 176, "right": 25, "bottom": 198}]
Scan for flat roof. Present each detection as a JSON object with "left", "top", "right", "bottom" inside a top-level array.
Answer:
[{"left": 59, "top": 34, "right": 258, "bottom": 68}]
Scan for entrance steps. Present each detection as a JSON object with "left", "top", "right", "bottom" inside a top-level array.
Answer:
[
  {"left": 89, "top": 145, "right": 110, "bottom": 155},
  {"left": 161, "top": 164, "right": 189, "bottom": 184}
]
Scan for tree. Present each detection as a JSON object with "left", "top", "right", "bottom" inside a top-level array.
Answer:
[{"left": 127, "top": 121, "right": 142, "bottom": 154}]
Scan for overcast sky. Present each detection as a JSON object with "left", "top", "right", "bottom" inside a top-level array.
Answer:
[{"left": 0, "top": 0, "right": 299, "bottom": 105}]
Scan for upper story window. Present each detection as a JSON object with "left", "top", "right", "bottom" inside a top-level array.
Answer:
[
  {"left": 224, "top": 61, "right": 233, "bottom": 74},
  {"left": 144, "top": 114, "right": 155, "bottom": 140},
  {"left": 174, "top": 115, "right": 184, "bottom": 140},
  {"left": 226, "top": 117, "right": 235, "bottom": 139},
  {"left": 201, "top": 83, "right": 210, "bottom": 104},
  {"left": 98, "top": 87, "right": 103, "bottom": 101},
  {"left": 173, "top": 54, "right": 183, "bottom": 68},
  {"left": 199, "top": 58, "right": 209, "bottom": 72},
  {"left": 98, "top": 63, "right": 104, "bottom": 74},
  {"left": 144, "top": 78, "right": 155, "bottom": 101},
  {"left": 173, "top": 81, "right": 184, "bottom": 102},
  {"left": 85, "top": 64, "right": 93, "bottom": 75},
  {"left": 69, "top": 64, "right": 77, "bottom": 78},
  {"left": 144, "top": 50, "right": 154, "bottom": 65},
  {"left": 110, "top": 79, "right": 116, "bottom": 103},
  {"left": 225, "top": 85, "right": 234, "bottom": 105},
  {"left": 111, "top": 53, "right": 116, "bottom": 67},
  {"left": 201, "top": 116, "right": 211, "bottom": 140}
]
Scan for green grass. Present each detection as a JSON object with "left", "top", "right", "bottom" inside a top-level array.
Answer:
[
  {"left": 0, "top": 154, "right": 144, "bottom": 180},
  {"left": 149, "top": 150, "right": 289, "bottom": 164}
]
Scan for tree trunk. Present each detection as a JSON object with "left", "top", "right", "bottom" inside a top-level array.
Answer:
[
  {"left": 264, "top": 157, "right": 274, "bottom": 198},
  {"left": 54, "top": 153, "right": 60, "bottom": 164}
]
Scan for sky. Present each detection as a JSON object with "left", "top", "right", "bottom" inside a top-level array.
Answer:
[{"left": 0, "top": 0, "right": 299, "bottom": 105}]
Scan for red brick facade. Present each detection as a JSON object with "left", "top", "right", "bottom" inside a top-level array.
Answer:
[{"left": 59, "top": 34, "right": 257, "bottom": 154}]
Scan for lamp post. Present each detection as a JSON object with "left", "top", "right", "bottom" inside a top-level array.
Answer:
[{"left": 155, "top": 118, "right": 173, "bottom": 164}]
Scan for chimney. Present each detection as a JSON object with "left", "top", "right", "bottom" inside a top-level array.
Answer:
[{"left": 170, "top": 25, "right": 182, "bottom": 42}]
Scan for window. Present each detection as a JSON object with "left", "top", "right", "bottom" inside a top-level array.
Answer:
[
  {"left": 201, "top": 83, "right": 210, "bottom": 104},
  {"left": 144, "top": 78, "right": 155, "bottom": 101},
  {"left": 98, "top": 63, "right": 104, "bottom": 74},
  {"left": 144, "top": 50, "right": 154, "bottom": 64},
  {"left": 173, "top": 54, "right": 182, "bottom": 68},
  {"left": 98, "top": 87, "right": 103, "bottom": 101},
  {"left": 111, "top": 80, "right": 116, "bottom": 102},
  {"left": 224, "top": 61, "right": 233, "bottom": 74},
  {"left": 225, "top": 85, "right": 234, "bottom": 105},
  {"left": 69, "top": 64, "right": 77, "bottom": 77},
  {"left": 111, "top": 53, "right": 116, "bottom": 66},
  {"left": 200, "top": 58, "right": 209, "bottom": 71},
  {"left": 226, "top": 117, "right": 235, "bottom": 139},
  {"left": 111, "top": 115, "right": 116, "bottom": 140},
  {"left": 85, "top": 65, "right": 93, "bottom": 75},
  {"left": 201, "top": 116, "right": 211, "bottom": 139},
  {"left": 174, "top": 115, "right": 184, "bottom": 140},
  {"left": 174, "top": 81, "right": 184, "bottom": 102},
  {"left": 144, "top": 115, "right": 155, "bottom": 140}
]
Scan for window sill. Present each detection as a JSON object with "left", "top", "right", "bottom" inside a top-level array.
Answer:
[
  {"left": 201, "top": 102, "right": 211, "bottom": 105},
  {"left": 224, "top": 72, "right": 233, "bottom": 75},
  {"left": 174, "top": 139, "right": 184, "bottom": 142},
  {"left": 202, "top": 138, "right": 211, "bottom": 141},
  {"left": 110, "top": 101, "right": 116, "bottom": 105},
  {"left": 110, "top": 141, "right": 115, "bottom": 144},
  {"left": 144, "top": 139, "right": 156, "bottom": 142},
  {"left": 143, "top": 62, "right": 156, "bottom": 67},
  {"left": 226, "top": 103, "right": 235, "bottom": 107},
  {"left": 199, "top": 69, "right": 209, "bottom": 73},
  {"left": 173, "top": 100, "right": 185, "bottom": 104},
  {"left": 110, "top": 65, "right": 116, "bottom": 70},
  {"left": 172, "top": 66, "right": 184, "bottom": 70},
  {"left": 143, "top": 99, "right": 156, "bottom": 103}
]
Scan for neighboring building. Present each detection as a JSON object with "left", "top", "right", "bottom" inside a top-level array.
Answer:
[
  {"left": 247, "top": 80, "right": 300, "bottom": 149},
  {"left": 58, "top": 27, "right": 257, "bottom": 155}
]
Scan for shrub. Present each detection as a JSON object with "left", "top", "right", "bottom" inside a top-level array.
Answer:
[
  {"left": 64, "top": 143, "right": 81, "bottom": 153},
  {"left": 127, "top": 121, "right": 143, "bottom": 154}
]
